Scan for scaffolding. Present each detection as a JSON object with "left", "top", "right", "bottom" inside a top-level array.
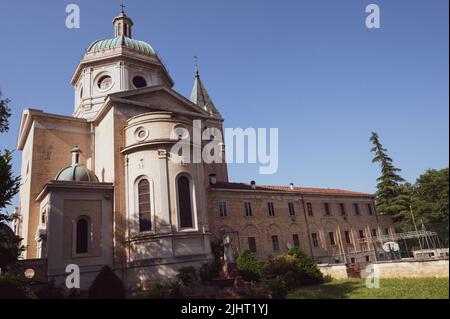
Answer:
[{"left": 358, "top": 230, "right": 442, "bottom": 251}]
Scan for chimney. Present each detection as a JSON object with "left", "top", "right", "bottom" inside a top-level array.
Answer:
[
  {"left": 71, "top": 146, "right": 81, "bottom": 166},
  {"left": 289, "top": 182, "right": 294, "bottom": 190},
  {"left": 250, "top": 180, "right": 256, "bottom": 190},
  {"left": 209, "top": 174, "right": 217, "bottom": 186}
]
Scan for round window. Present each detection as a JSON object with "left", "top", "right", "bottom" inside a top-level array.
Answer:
[
  {"left": 98, "top": 75, "right": 112, "bottom": 90},
  {"left": 172, "top": 125, "right": 189, "bottom": 140},
  {"left": 134, "top": 127, "right": 149, "bottom": 141},
  {"left": 133, "top": 76, "right": 147, "bottom": 88}
]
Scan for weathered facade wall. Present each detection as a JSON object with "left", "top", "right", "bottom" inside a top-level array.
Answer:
[
  {"left": 318, "top": 264, "right": 349, "bottom": 279},
  {"left": 208, "top": 187, "right": 394, "bottom": 263},
  {"left": 364, "top": 259, "right": 449, "bottom": 278},
  {"left": 18, "top": 112, "right": 90, "bottom": 259}
]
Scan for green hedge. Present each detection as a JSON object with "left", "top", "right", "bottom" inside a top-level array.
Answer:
[{"left": 236, "top": 250, "right": 263, "bottom": 282}]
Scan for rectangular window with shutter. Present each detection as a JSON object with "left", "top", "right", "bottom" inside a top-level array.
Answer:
[
  {"left": 245, "top": 202, "right": 252, "bottom": 217},
  {"left": 288, "top": 202, "right": 295, "bottom": 216}
]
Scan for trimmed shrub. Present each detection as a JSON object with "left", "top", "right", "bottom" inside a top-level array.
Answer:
[
  {"left": 236, "top": 250, "right": 263, "bottom": 282},
  {"left": 34, "top": 280, "right": 65, "bottom": 299},
  {"left": 199, "top": 260, "right": 221, "bottom": 283},
  {"left": 139, "top": 281, "right": 184, "bottom": 299},
  {"left": 288, "top": 246, "right": 324, "bottom": 285},
  {"left": 265, "top": 276, "right": 288, "bottom": 299},
  {"left": 243, "top": 281, "right": 270, "bottom": 299},
  {"left": 88, "top": 266, "right": 125, "bottom": 299},
  {"left": 263, "top": 250, "right": 323, "bottom": 291},
  {"left": 0, "top": 275, "right": 29, "bottom": 299},
  {"left": 176, "top": 266, "right": 199, "bottom": 286}
]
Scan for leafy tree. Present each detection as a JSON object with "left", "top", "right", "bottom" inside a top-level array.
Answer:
[
  {"left": 370, "top": 132, "right": 409, "bottom": 221},
  {"left": 0, "top": 91, "right": 11, "bottom": 133},
  {"left": 0, "top": 150, "right": 20, "bottom": 221},
  {"left": 411, "top": 168, "right": 449, "bottom": 245},
  {"left": 0, "top": 224, "right": 23, "bottom": 272},
  {"left": 0, "top": 91, "right": 22, "bottom": 273}
]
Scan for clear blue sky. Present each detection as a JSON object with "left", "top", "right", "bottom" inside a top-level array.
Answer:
[{"left": 0, "top": 0, "right": 448, "bottom": 210}]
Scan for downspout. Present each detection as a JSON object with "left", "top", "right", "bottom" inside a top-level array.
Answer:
[
  {"left": 123, "top": 155, "right": 130, "bottom": 288},
  {"left": 300, "top": 192, "right": 314, "bottom": 260},
  {"left": 336, "top": 224, "right": 347, "bottom": 263},
  {"left": 90, "top": 122, "right": 95, "bottom": 174}
]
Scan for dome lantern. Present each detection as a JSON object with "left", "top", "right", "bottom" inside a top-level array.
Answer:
[
  {"left": 55, "top": 146, "right": 99, "bottom": 182},
  {"left": 113, "top": 5, "right": 133, "bottom": 38}
]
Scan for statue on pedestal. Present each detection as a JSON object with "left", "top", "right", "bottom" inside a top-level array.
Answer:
[
  {"left": 223, "top": 234, "right": 235, "bottom": 263},
  {"left": 221, "top": 234, "right": 238, "bottom": 279}
]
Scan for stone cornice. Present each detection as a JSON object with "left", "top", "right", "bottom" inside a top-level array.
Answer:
[
  {"left": 17, "top": 109, "right": 88, "bottom": 150},
  {"left": 36, "top": 180, "right": 114, "bottom": 202}
]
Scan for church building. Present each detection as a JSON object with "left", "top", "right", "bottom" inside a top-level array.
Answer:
[{"left": 14, "top": 10, "right": 394, "bottom": 290}]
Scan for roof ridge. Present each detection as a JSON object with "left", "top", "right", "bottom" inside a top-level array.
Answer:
[{"left": 213, "top": 181, "right": 372, "bottom": 196}]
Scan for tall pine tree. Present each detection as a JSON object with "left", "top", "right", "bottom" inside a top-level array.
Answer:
[{"left": 370, "top": 132, "right": 409, "bottom": 222}]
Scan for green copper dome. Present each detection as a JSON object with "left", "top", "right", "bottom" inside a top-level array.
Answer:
[
  {"left": 87, "top": 35, "right": 155, "bottom": 55},
  {"left": 55, "top": 165, "right": 99, "bottom": 182}
]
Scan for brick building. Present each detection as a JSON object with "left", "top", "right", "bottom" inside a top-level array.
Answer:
[{"left": 209, "top": 182, "right": 393, "bottom": 264}]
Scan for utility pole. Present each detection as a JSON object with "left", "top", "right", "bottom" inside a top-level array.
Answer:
[{"left": 410, "top": 205, "right": 423, "bottom": 251}]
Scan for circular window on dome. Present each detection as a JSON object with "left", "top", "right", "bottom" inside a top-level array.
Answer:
[
  {"left": 134, "top": 126, "right": 149, "bottom": 142},
  {"left": 97, "top": 75, "right": 112, "bottom": 90},
  {"left": 133, "top": 76, "right": 147, "bottom": 88}
]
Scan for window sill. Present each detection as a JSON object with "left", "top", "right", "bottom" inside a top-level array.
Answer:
[
  {"left": 177, "top": 227, "right": 199, "bottom": 233},
  {"left": 72, "top": 253, "right": 91, "bottom": 258}
]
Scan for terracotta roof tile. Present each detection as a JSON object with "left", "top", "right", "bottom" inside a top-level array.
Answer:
[{"left": 212, "top": 182, "right": 372, "bottom": 196}]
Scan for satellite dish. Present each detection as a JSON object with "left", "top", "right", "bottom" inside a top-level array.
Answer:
[
  {"left": 286, "top": 242, "right": 293, "bottom": 250},
  {"left": 383, "top": 241, "right": 399, "bottom": 252}
]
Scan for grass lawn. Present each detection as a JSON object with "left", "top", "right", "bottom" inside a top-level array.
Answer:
[{"left": 287, "top": 277, "right": 449, "bottom": 299}]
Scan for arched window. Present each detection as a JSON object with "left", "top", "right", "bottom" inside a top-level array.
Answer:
[
  {"left": 178, "top": 176, "right": 193, "bottom": 228},
  {"left": 138, "top": 179, "right": 152, "bottom": 232},
  {"left": 76, "top": 218, "right": 89, "bottom": 254}
]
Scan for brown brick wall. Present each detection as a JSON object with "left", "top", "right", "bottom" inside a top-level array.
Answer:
[{"left": 208, "top": 188, "right": 394, "bottom": 263}]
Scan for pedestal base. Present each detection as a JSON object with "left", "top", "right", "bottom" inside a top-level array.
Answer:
[{"left": 222, "top": 262, "right": 238, "bottom": 278}]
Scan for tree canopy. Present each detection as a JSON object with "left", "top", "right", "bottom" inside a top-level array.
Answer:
[
  {"left": 370, "top": 132, "right": 448, "bottom": 245},
  {"left": 0, "top": 91, "right": 12, "bottom": 133},
  {"left": 0, "top": 91, "right": 22, "bottom": 272},
  {"left": 370, "top": 132, "right": 409, "bottom": 221}
]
